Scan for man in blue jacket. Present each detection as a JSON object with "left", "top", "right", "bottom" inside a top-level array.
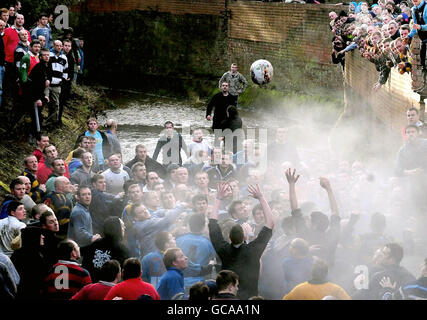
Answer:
[
  {"left": 408, "top": 0, "right": 427, "bottom": 69},
  {"left": 157, "top": 247, "right": 188, "bottom": 300}
]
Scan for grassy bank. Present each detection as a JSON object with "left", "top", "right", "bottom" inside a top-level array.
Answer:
[{"left": 0, "top": 84, "right": 116, "bottom": 199}]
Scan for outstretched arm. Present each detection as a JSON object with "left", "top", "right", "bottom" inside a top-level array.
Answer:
[
  {"left": 247, "top": 184, "right": 274, "bottom": 230},
  {"left": 319, "top": 177, "right": 339, "bottom": 217},
  {"left": 208, "top": 181, "right": 232, "bottom": 221},
  {"left": 285, "top": 168, "right": 300, "bottom": 211}
]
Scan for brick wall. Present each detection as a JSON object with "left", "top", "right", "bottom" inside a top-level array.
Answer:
[
  {"left": 82, "top": 0, "right": 226, "bottom": 15},
  {"left": 344, "top": 51, "right": 422, "bottom": 134}
]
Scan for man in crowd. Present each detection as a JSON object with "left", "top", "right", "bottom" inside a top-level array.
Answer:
[
  {"left": 30, "top": 13, "right": 52, "bottom": 49},
  {"left": 70, "top": 151, "right": 94, "bottom": 187},
  {"left": 206, "top": 82, "right": 237, "bottom": 132},
  {"left": 102, "top": 153, "right": 130, "bottom": 195},
  {"left": 105, "top": 119, "right": 122, "bottom": 155},
  {"left": 126, "top": 144, "right": 166, "bottom": 179},
  {"left": 153, "top": 121, "right": 189, "bottom": 166},
  {"left": 0, "top": 201, "right": 27, "bottom": 257},
  {"left": 0, "top": 178, "right": 26, "bottom": 219},
  {"left": 157, "top": 247, "right": 188, "bottom": 300},
  {"left": 37, "top": 144, "right": 70, "bottom": 185},
  {"left": 22, "top": 155, "right": 46, "bottom": 203},
  {"left": 218, "top": 63, "right": 247, "bottom": 105},
  {"left": 68, "top": 186, "right": 101, "bottom": 248}
]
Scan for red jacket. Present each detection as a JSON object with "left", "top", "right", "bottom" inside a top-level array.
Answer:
[
  {"left": 37, "top": 161, "right": 70, "bottom": 185},
  {"left": 104, "top": 278, "right": 160, "bottom": 300},
  {"left": 71, "top": 282, "right": 115, "bottom": 300},
  {"left": 3, "top": 26, "right": 31, "bottom": 63}
]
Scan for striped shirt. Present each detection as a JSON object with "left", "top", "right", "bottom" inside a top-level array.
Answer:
[
  {"left": 43, "top": 260, "right": 92, "bottom": 300},
  {"left": 49, "top": 51, "right": 68, "bottom": 86}
]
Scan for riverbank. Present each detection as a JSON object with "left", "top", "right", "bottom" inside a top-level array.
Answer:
[{"left": 0, "top": 84, "right": 117, "bottom": 198}]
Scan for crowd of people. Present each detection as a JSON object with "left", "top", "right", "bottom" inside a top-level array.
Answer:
[
  {"left": 329, "top": 0, "right": 427, "bottom": 91},
  {"left": 0, "top": 1, "right": 85, "bottom": 140},
  {"left": 0, "top": 1, "right": 427, "bottom": 302}
]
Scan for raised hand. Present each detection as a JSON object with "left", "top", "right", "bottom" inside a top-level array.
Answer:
[
  {"left": 216, "top": 181, "right": 232, "bottom": 200},
  {"left": 319, "top": 176, "right": 331, "bottom": 190},
  {"left": 379, "top": 276, "right": 396, "bottom": 289},
  {"left": 285, "top": 168, "right": 300, "bottom": 185},
  {"left": 247, "top": 184, "right": 263, "bottom": 200}
]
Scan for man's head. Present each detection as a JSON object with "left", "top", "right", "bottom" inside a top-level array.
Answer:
[
  {"left": 37, "top": 35, "right": 46, "bottom": 48},
  {"left": 194, "top": 171, "right": 209, "bottom": 189},
  {"left": 91, "top": 174, "right": 106, "bottom": 192},
  {"left": 30, "top": 203, "right": 51, "bottom": 221},
  {"left": 276, "top": 128, "right": 287, "bottom": 143},
  {"left": 14, "top": 13, "right": 24, "bottom": 27},
  {"left": 154, "top": 231, "right": 176, "bottom": 252},
  {"left": 176, "top": 167, "right": 189, "bottom": 185},
  {"left": 380, "top": 243, "right": 404, "bottom": 266},
  {"left": 131, "top": 162, "right": 146, "bottom": 182},
  {"left": 231, "top": 63, "right": 238, "bottom": 73},
  {"left": 127, "top": 183, "right": 143, "bottom": 203},
  {"left": 311, "top": 257, "right": 329, "bottom": 282},
  {"left": 99, "top": 259, "right": 121, "bottom": 283},
  {"left": 229, "top": 224, "right": 245, "bottom": 246},
  {"left": 54, "top": 176, "right": 72, "bottom": 194},
  {"left": 146, "top": 171, "right": 159, "bottom": 189},
  {"left": 40, "top": 47, "right": 50, "bottom": 62},
  {"left": 51, "top": 158, "right": 66, "bottom": 176},
  {"left": 122, "top": 258, "right": 142, "bottom": 280},
  {"left": 7, "top": 200, "right": 26, "bottom": 221},
  {"left": 53, "top": 40, "right": 63, "bottom": 54},
  {"left": 18, "top": 29, "right": 28, "bottom": 43},
  {"left": 251, "top": 204, "right": 265, "bottom": 225},
  {"left": 76, "top": 186, "right": 91, "bottom": 207},
  {"left": 131, "top": 201, "right": 151, "bottom": 221},
  {"left": 0, "top": 8, "right": 9, "bottom": 23},
  {"left": 394, "top": 37, "right": 406, "bottom": 54},
  {"left": 399, "top": 24, "right": 410, "bottom": 39},
  {"left": 9, "top": 178, "right": 25, "bottom": 200},
  {"left": 78, "top": 136, "right": 90, "bottom": 151},
  {"left": 43, "top": 144, "right": 58, "bottom": 163},
  {"left": 216, "top": 270, "right": 239, "bottom": 295},
  {"left": 221, "top": 82, "right": 229, "bottom": 94},
  {"left": 29, "top": 39, "right": 41, "bottom": 54},
  {"left": 80, "top": 152, "right": 93, "bottom": 169},
  {"left": 143, "top": 191, "right": 160, "bottom": 211},
  {"left": 229, "top": 200, "right": 248, "bottom": 222},
  {"left": 105, "top": 119, "right": 117, "bottom": 131},
  {"left": 63, "top": 39, "right": 72, "bottom": 54},
  {"left": 192, "top": 128, "right": 204, "bottom": 142},
  {"left": 289, "top": 238, "right": 309, "bottom": 258},
  {"left": 24, "top": 155, "right": 38, "bottom": 173},
  {"left": 18, "top": 176, "right": 31, "bottom": 194},
  {"left": 163, "top": 248, "right": 188, "bottom": 270},
  {"left": 164, "top": 121, "right": 174, "bottom": 137},
  {"left": 329, "top": 11, "right": 338, "bottom": 21},
  {"left": 38, "top": 13, "right": 48, "bottom": 27},
  {"left": 405, "top": 124, "right": 420, "bottom": 143},
  {"left": 0, "top": 19, "right": 5, "bottom": 33},
  {"left": 57, "top": 239, "right": 80, "bottom": 261},
  {"left": 406, "top": 107, "right": 420, "bottom": 125},
  {"left": 160, "top": 191, "right": 176, "bottom": 209},
  {"left": 219, "top": 152, "right": 233, "bottom": 170},
  {"left": 192, "top": 194, "right": 208, "bottom": 214},
  {"left": 135, "top": 144, "right": 147, "bottom": 161},
  {"left": 40, "top": 211, "right": 59, "bottom": 232},
  {"left": 86, "top": 117, "right": 98, "bottom": 133},
  {"left": 107, "top": 154, "right": 122, "bottom": 172}
]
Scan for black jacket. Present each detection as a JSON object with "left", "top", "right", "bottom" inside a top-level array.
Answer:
[
  {"left": 208, "top": 219, "right": 272, "bottom": 300},
  {"left": 125, "top": 155, "right": 167, "bottom": 179}
]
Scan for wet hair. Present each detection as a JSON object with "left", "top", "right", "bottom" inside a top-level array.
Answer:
[
  {"left": 122, "top": 258, "right": 142, "bottom": 280},
  {"left": 102, "top": 217, "right": 123, "bottom": 242},
  {"left": 155, "top": 231, "right": 172, "bottom": 251},
  {"left": 226, "top": 105, "right": 238, "bottom": 118},
  {"left": 385, "top": 243, "right": 404, "bottom": 265},
  {"left": 189, "top": 282, "right": 210, "bottom": 301},
  {"left": 7, "top": 200, "right": 23, "bottom": 216},
  {"left": 30, "top": 39, "right": 41, "bottom": 48},
  {"left": 131, "top": 162, "right": 146, "bottom": 174},
  {"left": 311, "top": 258, "right": 329, "bottom": 282},
  {"left": 188, "top": 213, "right": 206, "bottom": 233},
  {"left": 123, "top": 180, "right": 138, "bottom": 194},
  {"left": 39, "top": 12, "right": 48, "bottom": 19},
  {"left": 99, "top": 259, "right": 121, "bottom": 282},
  {"left": 216, "top": 270, "right": 239, "bottom": 292},
  {"left": 163, "top": 248, "right": 181, "bottom": 269},
  {"left": 229, "top": 224, "right": 244, "bottom": 245},
  {"left": 290, "top": 238, "right": 309, "bottom": 256}
]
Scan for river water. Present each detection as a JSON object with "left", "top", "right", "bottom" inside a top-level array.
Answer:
[{"left": 98, "top": 91, "right": 310, "bottom": 165}]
